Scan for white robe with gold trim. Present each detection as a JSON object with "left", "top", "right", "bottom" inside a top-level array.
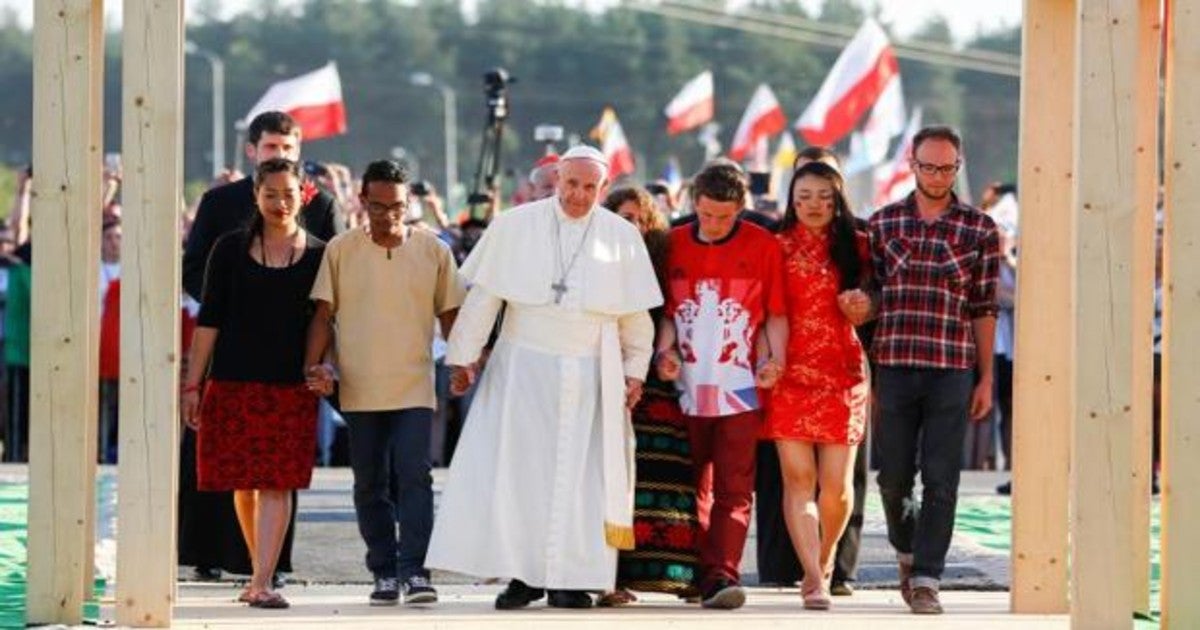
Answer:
[{"left": 426, "top": 197, "right": 661, "bottom": 589}]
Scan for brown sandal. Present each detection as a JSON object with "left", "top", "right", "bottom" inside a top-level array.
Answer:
[
  {"left": 596, "top": 589, "right": 638, "bottom": 607},
  {"left": 248, "top": 591, "right": 290, "bottom": 609}
]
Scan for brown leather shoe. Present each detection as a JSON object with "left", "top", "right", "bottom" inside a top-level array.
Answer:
[
  {"left": 909, "top": 586, "right": 943, "bottom": 614},
  {"left": 898, "top": 562, "right": 914, "bottom": 604}
]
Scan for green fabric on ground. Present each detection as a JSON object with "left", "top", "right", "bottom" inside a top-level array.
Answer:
[
  {"left": 953, "top": 495, "right": 1162, "bottom": 629},
  {"left": 0, "top": 482, "right": 104, "bottom": 628}
]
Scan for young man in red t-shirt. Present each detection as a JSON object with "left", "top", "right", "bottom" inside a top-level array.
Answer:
[{"left": 656, "top": 161, "right": 788, "bottom": 609}]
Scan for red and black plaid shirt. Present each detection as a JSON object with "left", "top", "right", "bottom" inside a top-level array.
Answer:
[{"left": 868, "top": 193, "right": 1001, "bottom": 370}]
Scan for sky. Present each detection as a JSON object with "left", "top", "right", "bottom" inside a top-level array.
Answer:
[{"left": 2, "top": 0, "right": 1022, "bottom": 44}]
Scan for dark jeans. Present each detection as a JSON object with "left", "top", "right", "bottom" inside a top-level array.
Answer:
[
  {"left": 3, "top": 366, "right": 28, "bottom": 463},
  {"left": 344, "top": 408, "right": 434, "bottom": 581},
  {"left": 875, "top": 366, "right": 973, "bottom": 583}
]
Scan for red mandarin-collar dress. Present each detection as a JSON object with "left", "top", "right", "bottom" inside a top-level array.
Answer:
[{"left": 762, "top": 225, "right": 869, "bottom": 445}]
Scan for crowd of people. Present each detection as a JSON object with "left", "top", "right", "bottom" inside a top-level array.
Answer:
[{"left": 4, "top": 107, "right": 1163, "bottom": 616}]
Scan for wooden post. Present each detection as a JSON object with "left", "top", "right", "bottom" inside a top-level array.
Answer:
[
  {"left": 1130, "top": 0, "right": 1163, "bottom": 617},
  {"left": 26, "top": 0, "right": 104, "bottom": 625},
  {"left": 1161, "top": 0, "right": 1200, "bottom": 626},
  {"left": 1071, "top": 0, "right": 1138, "bottom": 628},
  {"left": 115, "top": 0, "right": 184, "bottom": 626},
  {"left": 1011, "top": 0, "right": 1074, "bottom": 613}
]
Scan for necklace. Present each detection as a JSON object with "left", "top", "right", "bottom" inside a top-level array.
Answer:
[
  {"left": 551, "top": 209, "right": 596, "bottom": 305},
  {"left": 259, "top": 232, "right": 299, "bottom": 268}
]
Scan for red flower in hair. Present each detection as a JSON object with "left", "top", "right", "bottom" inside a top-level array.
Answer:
[{"left": 301, "top": 180, "right": 319, "bottom": 206}]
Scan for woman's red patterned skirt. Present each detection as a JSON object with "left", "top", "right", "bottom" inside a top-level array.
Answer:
[{"left": 197, "top": 380, "right": 318, "bottom": 491}]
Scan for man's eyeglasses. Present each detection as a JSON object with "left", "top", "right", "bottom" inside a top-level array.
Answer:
[
  {"left": 912, "top": 160, "right": 961, "bottom": 176},
  {"left": 365, "top": 201, "right": 406, "bottom": 215}
]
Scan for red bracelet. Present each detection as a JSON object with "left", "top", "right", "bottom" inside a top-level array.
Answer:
[{"left": 182, "top": 384, "right": 200, "bottom": 394}]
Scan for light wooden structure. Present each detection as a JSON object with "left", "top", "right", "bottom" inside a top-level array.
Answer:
[{"left": 24, "top": 0, "right": 1198, "bottom": 628}]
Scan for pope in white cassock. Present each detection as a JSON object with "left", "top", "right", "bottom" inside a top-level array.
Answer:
[{"left": 426, "top": 146, "right": 662, "bottom": 610}]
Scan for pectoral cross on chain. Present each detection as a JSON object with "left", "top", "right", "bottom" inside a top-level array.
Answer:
[{"left": 551, "top": 280, "right": 568, "bottom": 304}]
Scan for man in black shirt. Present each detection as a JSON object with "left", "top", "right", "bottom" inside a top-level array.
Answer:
[{"left": 182, "top": 111, "right": 343, "bottom": 299}]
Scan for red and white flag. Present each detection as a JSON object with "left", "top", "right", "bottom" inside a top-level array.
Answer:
[
  {"left": 664, "top": 70, "right": 715, "bottom": 135},
  {"left": 729, "top": 84, "right": 787, "bottom": 162},
  {"left": 591, "top": 107, "right": 636, "bottom": 178},
  {"left": 796, "top": 19, "right": 899, "bottom": 147},
  {"left": 243, "top": 62, "right": 347, "bottom": 141},
  {"left": 873, "top": 107, "right": 923, "bottom": 207}
]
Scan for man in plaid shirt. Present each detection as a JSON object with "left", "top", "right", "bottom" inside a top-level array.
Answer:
[{"left": 868, "top": 126, "right": 1001, "bottom": 615}]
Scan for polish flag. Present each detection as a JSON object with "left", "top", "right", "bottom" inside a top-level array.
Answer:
[
  {"left": 591, "top": 107, "right": 637, "bottom": 178},
  {"left": 796, "top": 19, "right": 900, "bottom": 147},
  {"left": 243, "top": 62, "right": 347, "bottom": 141},
  {"left": 664, "top": 70, "right": 715, "bottom": 135},
  {"left": 873, "top": 107, "right": 923, "bottom": 207},
  {"left": 729, "top": 84, "right": 787, "bottom": 162}
]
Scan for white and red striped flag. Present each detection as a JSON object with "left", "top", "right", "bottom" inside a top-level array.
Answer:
[
  {"left": 729, "top": 84, "right": 787, "bottom": 162},
  {"left": 796, "top": 18, "right": 899, "bottom": 147},
  {"left": 873, "top": 106, "right": 923, "bottom": 207},
  {"left": 591, "top": 107, "right": 637, "bottom": 178},
  {"left": 664, "top": 70, "right": 715, "bottom": 135},
  {"left": 243, "top": 62, "right": 347, "bottom": 140}
]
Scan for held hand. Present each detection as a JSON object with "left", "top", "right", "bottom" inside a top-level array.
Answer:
[
  {"left": 624, "top": 378, "right": 644, "bottom": 410},
  {"left": 970, "top": 379, "right": 994, "bottom": 421},
  {"left": 305, "top": 364, "right": 336, "bottom": 396},
  {"left": 837, "top": 289, "right": 872, "bottom": 325},
  {"left": 755, "top": 358, "right": 783, "bottom": 389},
  {"left": 450, "top": 363, "right": 479, "bottom": 397},
  {"left": 181, "top": 390, "right": 201, "bottom": 431},
  {"left": 655, "top": 349, "right": 682, "bottom": 382}
]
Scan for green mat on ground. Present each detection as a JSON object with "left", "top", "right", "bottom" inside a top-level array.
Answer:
[
  {"left": 0, "top": 482, "right": 104, "bottom": 628},
  {"left": 953, "top": 494, "right": 1161, "bottom": 629}
]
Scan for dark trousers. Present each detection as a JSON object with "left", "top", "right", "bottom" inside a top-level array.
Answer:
[
  {"left": 3, "top": 366, "right": 28, "bottom": 463},
  {"left": 875, "top": 366, "right": 973, "bottom": 582},
  {"left": 995, "top": 356, "right": 1014, "bottom": 469},
  {"left": 345, "top": 408, "right": 434, "bottom": 581},
  {"left": 99, "top": 379, "right": 119, "bottom": 464},
  {"left": 688, "top": 410, "right": 760, "bottom": 589},
  {"left": 754, "top": 439, "right": 868, "bottom": 585}
]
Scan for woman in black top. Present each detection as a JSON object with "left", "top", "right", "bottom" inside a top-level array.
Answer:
[{"left": 181, "top": 158, "right": 324, "bottom": 609}]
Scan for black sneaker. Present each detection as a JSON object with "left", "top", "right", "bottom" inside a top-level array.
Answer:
[
  {"left": 272, "top": 572, "right": 287, "bottom": 589},
  {"left": 996, "top": 481, "right": 1012, "bottom": 495},
  {"left": 402, "top": 575, "right": 438, "bottom": 605},
  {"left": 700, "top": 579, "right": 746, "bottom": 609},
  {"left": 369, "top": 576, "right": 400, "bottom": 606},
  {"left": 190, "top": 566, "right": 222, "bottom": 582}
]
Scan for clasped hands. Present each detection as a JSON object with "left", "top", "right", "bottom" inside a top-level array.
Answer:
[
  {"left": 305, "top": 363, "right": 336, "bottom": 396},
  {"left": 656, "top": 347, "right": 783, "bottom": 389},
  {"left": 837, "top": 289, "right": 872, "bottom": 326}
]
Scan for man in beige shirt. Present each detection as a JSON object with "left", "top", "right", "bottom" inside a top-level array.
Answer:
[{"left": 305, "top": 159, "right": 465, "bottom": 607}]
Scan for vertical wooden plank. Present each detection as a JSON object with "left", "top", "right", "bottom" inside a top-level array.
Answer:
[
  {"left": 1130, "top": 0, "right": 1163, "bottom": 617},
  {"left": 1161, "top": 0, "right": 1200, "bottom": 626},
  {"left": 1071, "top": 0, "right": 1138, "bottom": 628},
  {"left": 26, "top": 0, "right": 104, "bottom": 625},
  {"left": 116, "top": 0, "right": 184, "bottom": 626},
  {"left": 1011, "top": 0, "right": 1074, "bottom": 613}
]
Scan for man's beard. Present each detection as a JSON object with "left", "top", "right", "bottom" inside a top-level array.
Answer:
[{"left": 916, "top": 181, "right": 951, "bottom": 201}]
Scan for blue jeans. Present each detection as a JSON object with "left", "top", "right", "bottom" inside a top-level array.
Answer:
[
  {"left": 874, "top": 366, "right": 973, "bottom": 585},
  {"left": 344, "top": 408, "right": 434, "bottom": 581}
]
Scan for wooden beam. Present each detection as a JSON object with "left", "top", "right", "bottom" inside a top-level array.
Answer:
[
  {"left": 1130, "top": 0, "right": 1163, "bottom": 617},
  {"left": 1161, "top": 0, "right": 1200, "bottom": 625},
  {"left": 1011, "top": 0, "right": 1074, "bottom": 613},
  {"left": 1071, "top": 1, "right": 1138, "bottom": 628},
  {"left": 115, "top": 0, "right": 184, "bottom": 626},
  {"left": 26, "top": 0, "right": 104, "bottom": 625}
]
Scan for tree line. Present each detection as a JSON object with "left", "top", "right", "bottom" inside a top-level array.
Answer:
[{"left": 0, "top": 0, "right": 1020, "bottom": 205}]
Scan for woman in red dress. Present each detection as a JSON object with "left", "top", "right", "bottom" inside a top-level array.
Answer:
[
  {"left": 180, "top": 158, "right": 325, "bottom": 609},
  {"left": 762, "top": 161, "right": 872, "bottom": 610}
]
